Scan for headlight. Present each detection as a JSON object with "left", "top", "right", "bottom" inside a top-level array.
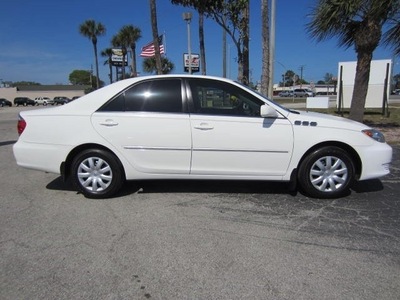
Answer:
[{"left": 362, "top": 129, "right": 386, "bottom": 143}]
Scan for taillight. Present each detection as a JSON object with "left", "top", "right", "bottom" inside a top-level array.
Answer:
[{"left": 17, "top": 114, "right": 26, "bottom": 135}]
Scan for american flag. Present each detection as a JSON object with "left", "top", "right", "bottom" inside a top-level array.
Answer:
[{"left": 140, "top": 36, "right": 165, "bottom": 57}]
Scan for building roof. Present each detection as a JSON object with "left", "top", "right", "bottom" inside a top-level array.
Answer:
[{"left": 16, "top": 85, "right": 90, "bottom": 91}]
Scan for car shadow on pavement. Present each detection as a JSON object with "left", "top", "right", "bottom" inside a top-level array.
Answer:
[
  {"left": 46, "top": 176, "right": 298, "bottom": 198},
  {"left": 120, "top": 180, "right": 297, "bottom": 196},
  {"left": 351, "top": 179, "right": 384, "bottom": 193},
  {"left": 46, "top": 176, "right": 384, "bottom": 199},
  {"left": 0, "top": 140, "right": 16, "bottom": 147},
  {"left": 46, "top": 177, "right": 76, "bottom": 192}
]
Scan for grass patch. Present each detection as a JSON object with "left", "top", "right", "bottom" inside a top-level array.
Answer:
[
  {"left": 275, "top": 99, "right": 400, "bottom": 127},
  {"left": 315, "top": 107, "right": 400, "bottom": 127}
]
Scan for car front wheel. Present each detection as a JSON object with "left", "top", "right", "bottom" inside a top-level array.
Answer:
[
  {"left": 298, "top": 146, "right": 355, "bottom": 198},
  {"left": 71, "top": 149, "right": 125, "bottom": 199}
]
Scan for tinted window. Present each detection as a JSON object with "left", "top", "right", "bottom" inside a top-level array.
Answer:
[
  {"left": 99, "top": 79, "right": 183, "bottom": 113},
  {"left": 188, "top": 78, "right": 264, "bottom": 117}
]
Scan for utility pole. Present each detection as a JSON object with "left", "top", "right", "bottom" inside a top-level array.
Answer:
[
  {"left": 90, "top": 65, "right": 93, "bottom": 87},
  {"left": 222, "top": 2, "right": 227, "bottom": 78},
  {"left": 299, "top": 65, "right": 305, "bottom": 87},
  {"left": 268, "top": 0, "right": 276, "bottom": 98}
]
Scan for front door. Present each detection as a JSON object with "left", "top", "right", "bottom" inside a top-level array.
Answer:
[{"left": 187, "top": 78, "right": 293, "bottom": 177}]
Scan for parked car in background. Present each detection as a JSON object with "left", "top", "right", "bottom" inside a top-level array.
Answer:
[
  {"left": 278, "top": 90, "right": 293, "bottom": 97},
  {"left": 71, "top": 96, "right": 80, "bottom": 100},
  {"left": 315, "top": 91, "right": 337, "bottom": 96},
  {"left": 53, "top": 96, "right": 70, "bottom": 105},
  {"left": 34, "top": 97, "right": 54, "bottom": 106},
  {"left": 0, "top": 98, "right": 12, "bottom": 107},
  {"left": 14, "top": 97, "right": 35, "bottom": 106},
  {"left": 13, "top": 75, "right": 392, "bottom": 200},
  {"left": 293, "top": 89, "right": 314, "bottom": 97}
]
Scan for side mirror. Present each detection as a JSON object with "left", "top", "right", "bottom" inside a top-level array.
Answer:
[{"left": 260, "top": 105, "right": 279, "bottom": 118}]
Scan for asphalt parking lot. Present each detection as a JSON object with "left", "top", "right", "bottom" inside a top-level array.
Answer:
[{"left": 1, "top": 106, "right": 399, "bottom": 299}]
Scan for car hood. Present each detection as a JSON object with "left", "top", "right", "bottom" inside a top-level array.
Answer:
[{"left": 288, "top": 110, "right": 370, "bottom": 131}]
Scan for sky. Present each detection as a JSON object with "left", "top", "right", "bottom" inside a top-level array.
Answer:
[{"left": 0, "top": 0, "right": 399, "bottom": 86}]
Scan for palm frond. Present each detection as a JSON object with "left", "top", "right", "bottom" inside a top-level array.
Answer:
[{"left": 383, "top": 18, "right": 400, "bottom": 55}]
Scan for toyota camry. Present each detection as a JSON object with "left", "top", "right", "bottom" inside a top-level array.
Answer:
[{"left": 13, "top": 75, "right": 392, "bottom": 199}]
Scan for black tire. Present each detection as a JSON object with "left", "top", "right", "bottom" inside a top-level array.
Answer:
[
  {"left": 298, "top": 146, "right": 355, "bottom": 199},
  {"left": 71, "top": 149, "right": 125, "bottom": 199}
]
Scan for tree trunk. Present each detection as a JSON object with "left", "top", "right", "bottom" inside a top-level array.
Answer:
[
  {"left": 237, "top": 49, "right": 244, "bottom": 84},
  {"left": 348, "top": 50, "right": 373, "bottom": 122},
  {"left": 93, "top": 41, "right": 100, "bottom": 89},
  {"left": 131, "top": 44, "right": 137, "bottom": 77},
  {"left": 348, "top": 18, "right": 382, "bottom": 123},
  {"left": 241, "top": 3, "right": 250, "bottom": 85},
  {"left": 150, "top": 0, "right": 162, "bottom": 75},
  {"left": 109, "top": 59, "right": 113, "bottom": 84},
  {"left": 260, "top": 0, "right": 269, "bottom": 96},
  {"left": 122, "top": 47, "right": 127, "bottom": 79},
  {"left": 199, "top": 12, "right": 206, "bottom": 75}
]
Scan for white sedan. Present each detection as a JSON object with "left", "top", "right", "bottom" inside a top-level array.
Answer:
[{"left": 13, "top": 75, "right": 392, "bottom": 199}]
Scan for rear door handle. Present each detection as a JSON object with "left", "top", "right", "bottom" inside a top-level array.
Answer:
[{"left": 99, "top": 119, "right": 119, "bottom": 127}]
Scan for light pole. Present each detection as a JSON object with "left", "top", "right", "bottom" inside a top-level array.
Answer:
[
  {"left": 275, "top": 60, "right": 287, "bottom": 90},
  {"left": 182, "top": 12, "right": 192, "bottom": 74}
]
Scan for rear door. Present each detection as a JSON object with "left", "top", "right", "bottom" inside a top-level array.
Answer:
[{"left": 92, "top": 78, "right": 192, "bottom": 174}]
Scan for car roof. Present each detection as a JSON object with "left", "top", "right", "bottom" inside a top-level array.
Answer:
[
  {"left": 49, "top": 75, "right": 243, "bottom": 114},
  {"left": 22, "top": 75, "right": 286, "bottom": 117}
]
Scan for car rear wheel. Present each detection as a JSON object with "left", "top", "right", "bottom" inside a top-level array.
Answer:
[
  {"left": 298, "top": 146, "right": 355, "bottom": 198},
  {"left": 71, "top": 149, "right": 125, "bottom": 199}
]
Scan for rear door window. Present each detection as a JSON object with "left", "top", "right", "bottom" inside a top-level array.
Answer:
[{"left": 99, "top": 79, "right": 183, "bottom": 113}]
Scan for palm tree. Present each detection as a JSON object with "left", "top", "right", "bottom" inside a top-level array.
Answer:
[
  {"left": 149, "top": 0, "right": 163, "bottom": 74},
  {"left": 383, "top": 16, "right": 400, "bottom": 56},
  {"left": 307, "top": 0, "right": 400, "bottom": 122},
  {"left": 143, "top": 57, "right": 174, "bottom": 74},
  {"left": 120, "top": 25, "right": 142, "bottom": 77},
  {"left": 171, "top": 1, "right": 207, "bottom": 75},
  {"left": 198, "top": 12, "right": 206, "bottom": 75},
  {"left": 260, "top": 0, "right": 269, "bottom": 96},
  {"left": 111, "top": 33, "right": 128, "bottom": 80},
  {"left": 101, "top": 48, "right": 113, "bottom": 84},
  {"left": 171, "top": 1, "right": 249, "bottom": 84},
  {"left": 79, "top": 20, "right": 106, "bottom": 89}
]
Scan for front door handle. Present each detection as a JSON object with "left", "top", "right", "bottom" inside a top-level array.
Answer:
[{"left": 194, "top": 123, "right": 214, "bottom": 130}]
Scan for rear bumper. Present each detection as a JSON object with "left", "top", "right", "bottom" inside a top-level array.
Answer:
[{"left": 13, "top": 141, "right": 71, "bottom": 175}]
